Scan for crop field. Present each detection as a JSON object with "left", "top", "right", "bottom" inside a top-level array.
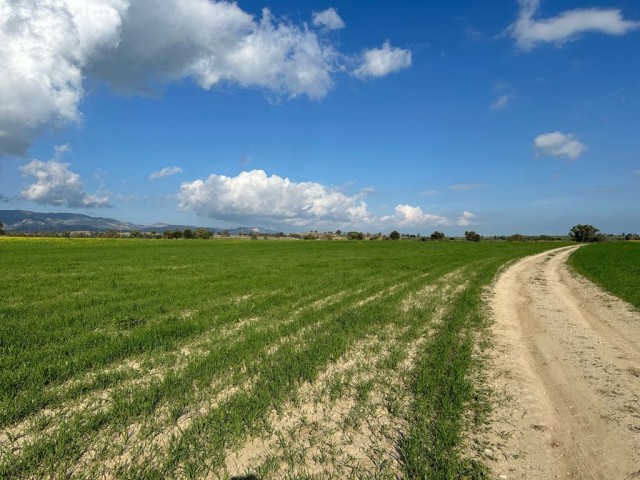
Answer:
[
  {"left": 0, "top": 238, "right": 565, "bottom": 479},
  {"left": 568, "top": 242, "right": 640, "bottom": 310}
]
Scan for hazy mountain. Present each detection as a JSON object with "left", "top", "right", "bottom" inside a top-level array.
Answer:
[{"left": 0, "top": 210, "right": 276, "bottom": 234}]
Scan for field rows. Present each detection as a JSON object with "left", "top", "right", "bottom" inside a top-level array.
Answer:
[{"left": 0, "top": 239, "right": 564, "bottom": 478}]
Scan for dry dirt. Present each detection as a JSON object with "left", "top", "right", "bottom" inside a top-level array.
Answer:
[{"left": 485, "top": 245, "right": 640, "bottom": 479}]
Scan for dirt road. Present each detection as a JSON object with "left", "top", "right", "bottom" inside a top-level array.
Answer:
[{"left": 485, "top": 246, "right": 640, "bottom": 479}]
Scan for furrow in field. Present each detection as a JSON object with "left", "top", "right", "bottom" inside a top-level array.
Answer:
[
  {"left": 222, "top": 269, "right": 471, "bottom": 479},
  {"left": 0, "top": 265, "right": 470, "bottom": 478},
  {"left": 223, "top": 328, "right": 415, "bottom": 479}
]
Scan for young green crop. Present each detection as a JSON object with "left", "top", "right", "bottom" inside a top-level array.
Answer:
[
  {"left": 568, "top": 242, "right": 640, "bottom": 309},
  {"left": 0, "top": 238, "right": 566, "bottom": 478}
]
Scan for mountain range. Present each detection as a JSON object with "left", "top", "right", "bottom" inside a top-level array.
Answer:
[{"left": 0, "top": 210, "right": 275, "bottom": 235}]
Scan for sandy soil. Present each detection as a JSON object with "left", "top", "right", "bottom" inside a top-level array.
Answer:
[{"left": 485, "top": 245, "right": 640, "bottom": 479}]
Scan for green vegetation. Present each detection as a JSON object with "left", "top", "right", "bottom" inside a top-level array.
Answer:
[
  {"left": 0, "top": 238, "right": 566, "bottom": 478},
  {"left": 569, "top": 224, "right": 605, "bottom": 243},
  {"left": 569, "top": 242, "right": 640, "bottom": 309}
]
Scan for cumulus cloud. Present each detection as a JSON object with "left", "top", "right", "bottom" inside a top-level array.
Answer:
[
  {"left": 392, "top": 204, "right": 451, "bottom": 228},
  {"left": 149, "top": 166, "right": 183, "bottom": 180},
  {"left": 312, "top": 8, "right": 345, "bottom": 30},
  {"left": 354, "top": 41, "right": 412, "bottom": 78},
  {"left": 0, "top": 1, "right": 411, "bottom": 157},
  {"left": 457, "top": 211, "right": 477, "bottom": 227},
  {"left": 510, "top": 0, "right": 640, "bottom": 50},
  {"left": 0, "top": 0, "right": 126, "bottom": 157},
  {"left": 534, "top": 131, "right": 587, "bottom": 160},
  {"left": 178, "top": 169, "right": 464, "bottom": 230},
  {"left": 20, "top": 147, "right": 109, "bottom": 208},
  {"left": 178, "top": 169, "right": 371, "bottom": 227}
]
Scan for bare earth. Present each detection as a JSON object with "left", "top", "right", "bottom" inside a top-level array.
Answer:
[{"left": 485, "top": 245, "right": 640, "bottom": 479}]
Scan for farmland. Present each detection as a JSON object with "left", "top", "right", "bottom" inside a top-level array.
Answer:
[
  {"left": 0, "top": 238, "right": 566, "bottom": 479},
  {"left": 568, "top": 241, "right": 640, "bottom": 309}
]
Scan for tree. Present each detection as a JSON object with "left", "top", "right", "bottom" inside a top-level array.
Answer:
[
  {"left": 0, "top": 222, "right": 4, "bottom": 236},
  {"left": 569, "top": 224, "right": 600, "bottom": 243},
  {"left": 389, "top": 230, "right": 400, "bottom": 241},
  {"left": 430, "top": 231, "right": 445, "bottom": 242},
  {"left": 195, "top": 228, "right": 211, "bottom": 239},
  {"left": 464, "top": 231, "right": 481, "bottom": 242},
  {"left": 183, "top": 229, "right": 195, "bottom": 239},
  {"left": 347, "top": 231, "right": 364, "bottom": 240}
]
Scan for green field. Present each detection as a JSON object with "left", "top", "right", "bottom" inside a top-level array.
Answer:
[
  {"left": 568, "top": 242, "right": 640, "bottom": 310},
  {"left": 0, "top": 238, "right": 566, "bottom": 479}
]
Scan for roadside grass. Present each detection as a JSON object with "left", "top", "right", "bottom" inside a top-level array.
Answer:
[
  {"left": 0, "top": 238, "right": 565, "bottom": 478},
  {"left": 568, "top": 242, "right": 640, "bottom": 309}
]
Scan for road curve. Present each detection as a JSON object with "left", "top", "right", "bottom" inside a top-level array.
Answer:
[{"left": 485, "top": 246, "right": 640, "bottom": 479}]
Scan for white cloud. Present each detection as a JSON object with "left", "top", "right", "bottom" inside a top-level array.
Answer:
[
  {"left": 510, "top": 0, "right": 640, "bottom": 50},
  {"left": 490, "top": 94, "right": 510, "bottom": 111},
  {"left": 419, "top": 189, "right": 441, "bottom": 196},
  {"left": 354, "top": 41, "right": 412, "bottom": 78},
  {"left": 20, "top": 147, "right": 109, "bottom": 208},
  {"left": 0, "top": 1, "right": 409, "bottom": 157},
  {"left": 457, "top": 211, "right": 477, "bottom": 227},
  {"left": 312, "top": 8, "right": 345, "bottom": 30},
  {"left": 392, "top": 204, "right": 451, "bottom": 228},
  {"left": 534, "top": 131, "right": 587, "bottom": 160},
  {"left": 178, "top": 169, "right": 463, "bottom": 230},
  {"left": 178, "top": 170, "right": 372, "bottom": 227},
  {"left": 149, "top": 166, "right": 183, "bottom": 180},
  {"left": 0, "top": 0, "right": 127, "bottom": 157}
]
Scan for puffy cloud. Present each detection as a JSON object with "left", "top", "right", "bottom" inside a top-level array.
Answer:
[
  {"left": 178, "top": 169, "right": 463, "bottom": 230},
  {"left": 19, "top": 146, "right": 109, "bottom": 208},
  {"left": 149, "top": 166, "right": 183, "bottom": 180},
  {"left": 534, "top": 131, "right": 587, "bottom": 160},
  {"left": 354, "top": 41, "right": 412, "bottom": 78},
  {"left": 510, "top": 0, "right": 640, "bottom": 50},
  {"left": 1, "top": 1, "right": 410, "bottom": 157},
  {"left": 457, "top": 211, "right": 477, "bottom": 227},
  {"left": 0, "top": 0, "right": 127, "bottom": 157},
  {"left": 312, "top": 8, "right": 345, "bottom": 30},
  {"left": 178, "top": 169, "right": 372, "bottom": 227},
  {"left": 392, "top": 204, "right": 451, "bottom": 228}
]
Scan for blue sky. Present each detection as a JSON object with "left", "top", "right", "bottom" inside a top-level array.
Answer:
[{"left": 0, "top": 0, "right": 639, "bottom": 235}]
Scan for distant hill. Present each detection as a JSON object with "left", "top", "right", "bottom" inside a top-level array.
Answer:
[{"left": 0, "top": 210, "right": 276, "bottom": 234}]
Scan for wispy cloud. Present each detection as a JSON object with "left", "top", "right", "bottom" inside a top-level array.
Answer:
[
  {"left": 490, "top": 94, "right": 510, "bottom": 111},
  {"left": 510, "top": 0, "right": 640, "bottom": 50},
  {"left": 149, "top": 166, "right": 183, "bottom": 180},
  {"left": 419, "top": 189, "right": 441, "bottom": 196},
  {"left": 449, "top": 183, "right": 487, "bottom": 192},
  {"left": 534, "top": 131, "right": 587, "bottom": 160}
]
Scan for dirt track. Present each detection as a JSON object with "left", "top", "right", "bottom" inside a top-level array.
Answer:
[{"left": 485, "top": 246, "right": 640, "bottom": 479}]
